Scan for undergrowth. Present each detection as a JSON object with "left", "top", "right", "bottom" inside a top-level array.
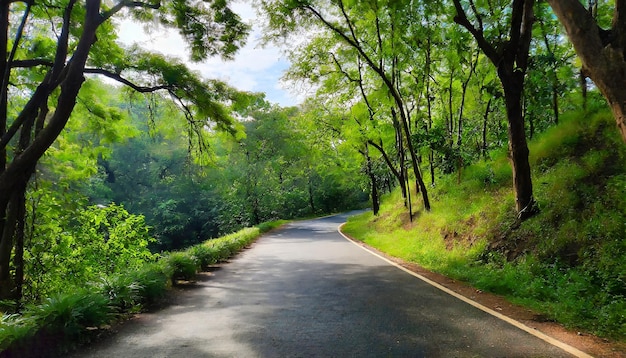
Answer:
[
  {"left": 343, "top": 108, "right": 625, "bottom": 340},
  {"left": 0, "top": 220, "right": 286, "bottom": 357}
]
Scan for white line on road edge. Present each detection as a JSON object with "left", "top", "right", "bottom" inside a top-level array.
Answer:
[{"left": 337, "top": 224, "right": 594, "bottom": 358}]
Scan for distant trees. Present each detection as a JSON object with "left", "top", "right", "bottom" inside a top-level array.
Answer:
[{"left": 86, "top": 91, "right": 366, "bottom": 251}]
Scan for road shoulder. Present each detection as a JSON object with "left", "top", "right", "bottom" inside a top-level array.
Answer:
[{"left": 338, "top": 224, "right": 626, "bottom": 358}]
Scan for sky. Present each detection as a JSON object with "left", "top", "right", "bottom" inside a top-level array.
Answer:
[{"left": 115, "top": 1, "right": 301, "bottom": 107}]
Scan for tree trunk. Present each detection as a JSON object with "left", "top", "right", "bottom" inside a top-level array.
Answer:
[
  {"left": 580, "top": 69, "right": 588, "bottom": 110},
  {"left": 548, "top": 0, "right": 626, "bottom": 142},
  {"left": 426, "top": 35, "right": 436, "bottom": 187},
  {"left": 365, "top": 144, "right": 380, "bottom": 215},
  {"left": 454, "top": 0, "right": 536, "bottom": 219},
  {"left": 368, "top": 139, "right": 406, "bottom": 202},
  {"left": 502, "top": 78, "right": 536, "bottom": 219},
  {"left": 552, "top": 82, "right": 560, "bottom": 125},
  {"left": 482, "top": 98, "right": 492, "bottom": 159},
  {"left": 392, "top": 107, "right": 430, "bottom": 211},
  {"left": 307, "top": 171, "right": 316, "bottom": 213}
]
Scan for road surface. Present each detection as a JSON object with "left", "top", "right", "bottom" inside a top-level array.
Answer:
[{"left": 72, "top": 213, "right": 576, "bottom": 357}]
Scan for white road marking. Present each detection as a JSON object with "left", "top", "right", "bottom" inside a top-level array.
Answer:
[{"left": 337, "top": 223, "right": 594, "bottom": 358}]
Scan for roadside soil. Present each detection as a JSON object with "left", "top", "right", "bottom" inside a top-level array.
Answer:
[{"left": 341, "top": 233, "right": 626, "bottom": 358}]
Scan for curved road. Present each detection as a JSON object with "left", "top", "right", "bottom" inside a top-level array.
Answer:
[{"left": 73, "top": 213, "right": 576, "bottom": 357}]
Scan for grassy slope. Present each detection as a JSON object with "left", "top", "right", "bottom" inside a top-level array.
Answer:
[{"left": 343, "top": 109, "right": 625, "bottom": 340}]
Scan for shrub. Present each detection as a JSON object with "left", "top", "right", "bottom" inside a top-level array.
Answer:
[
  {"left": 95, "top": 275, "right": 142, "bottom": 313},
  {"left": 163, "top": 252, "right": 197, "bottom": 283},
  {"left": 129, "top": 262, "right": 170, "bottom": 306},
  {"left": 189, "top": 244, "right": 218, "bottom": 270},
  {"left": 25, "top": 290, "right": 111, "bottom": 338},
  {"left": 0, "top": 314, "right": 37, "bottom": 352}
]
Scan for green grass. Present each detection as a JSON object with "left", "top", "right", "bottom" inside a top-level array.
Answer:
[{"left": 343, "top": 109, "right": 626, "bottom": 340}]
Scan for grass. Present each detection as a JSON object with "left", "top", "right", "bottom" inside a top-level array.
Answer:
[
  {"left": 343, "top": 108, "right": 626, "bottom": 340},
  {"left": 0, "top": 220, "right": 287, "bottom": 356}
]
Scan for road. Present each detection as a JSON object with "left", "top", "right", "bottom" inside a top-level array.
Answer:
[{"left": 72, "top": 213, "right": 577, "bottom": 357}]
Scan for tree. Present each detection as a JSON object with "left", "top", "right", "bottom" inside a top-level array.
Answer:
[
  {"left": 547, "top": 0, "right": 626, "bottom": 142},
  {"left": 262, "top": 0, "right": 432, "bottom": 212},
  {"left": 452, "top": 0, "right": 539, "bottom": 219},
  {"left": 0, "top": 0, "right": 249, "bottom": 301}
]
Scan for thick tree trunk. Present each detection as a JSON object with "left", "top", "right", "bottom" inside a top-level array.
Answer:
[
  {"left": 548, "top": 0, "right": 626, "bottom": 142},
  {"left": 502, "top": 79, "right": 537, "bottom": 219}
]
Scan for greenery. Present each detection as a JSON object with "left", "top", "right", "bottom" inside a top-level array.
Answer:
[
  {"left": 343, "top": 109, "right": 626, "bottom": 339},
  {"left": 1, "top": 0, "right": 625, "bottom": 354},
  {"left": 0, "top": 221, "right": 282, "bottom": 356}
]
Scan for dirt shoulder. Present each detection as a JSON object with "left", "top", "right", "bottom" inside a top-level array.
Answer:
[{"left": 340, "top": 232, "right": 626, "bottom": 358}]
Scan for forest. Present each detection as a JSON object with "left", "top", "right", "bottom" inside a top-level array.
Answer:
[{"left": 0, "top": 0, "right": 625, "bottom": 354}]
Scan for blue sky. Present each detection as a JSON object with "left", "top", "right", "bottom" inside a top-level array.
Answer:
[{"left": 115, "top": 2, "right": 301, "bottom": 107}]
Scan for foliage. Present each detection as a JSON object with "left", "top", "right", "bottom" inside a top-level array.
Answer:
[
  {"left": 163, "top": 252, "right": 197, "bottom": 283},
  {"left": 343, "top": 108, "right": 626, "bottom": 339},
  {"left": 25, "top": 290, "right": 111, "bottom": 338},
  {"left": 128, "top": 262, "right": 171, "bottom": 307},
  {"left": 24, "top": 202, "right": 156, "bottom": 301}
]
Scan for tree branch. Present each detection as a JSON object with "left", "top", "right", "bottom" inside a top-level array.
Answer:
[
  {"left": 10, "top": 59, "right": 54, "bottom": 68},
  {"left": 84, "top": 68, "right": 171, "bottom": 92},
  {"left": 452, "top": 0, "right": 500, "bottom": 63},
  {"left": 101, "top": 0, "right": 161, "bottom": 24},
  {"left": 51, "top": 0, "right": 77, "bottom": 82},
  {"left": 2, "top": 1, "right": 31, "bottom": 92}
]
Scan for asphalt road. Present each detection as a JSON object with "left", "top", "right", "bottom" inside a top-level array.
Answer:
[{"left": 72, "top": 213, "right": 575, "bottom": 358}]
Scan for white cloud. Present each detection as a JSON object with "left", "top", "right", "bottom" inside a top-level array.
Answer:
[{"left": 114, "top": 2, "right": 300, "bottom": 107}]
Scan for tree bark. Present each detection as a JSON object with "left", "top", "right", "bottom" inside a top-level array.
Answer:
[
  {"left": 502, "top": 78, "right": 536, "bottom": 218},
  {"left": 548, "top": 0, "right": 626, "bottom": 142},
  {"left": 482, "top": 97, "right": 492, "bottom": 159},
  {"left": 364, "top": 144, "right": 379, "bottom": 215}
]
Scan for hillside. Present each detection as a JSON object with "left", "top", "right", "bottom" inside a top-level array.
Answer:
[{"left": 343, "top": 108, "right": 626, "bottom": 341}]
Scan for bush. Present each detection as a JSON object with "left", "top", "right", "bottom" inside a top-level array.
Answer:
[
  {"left": 0, "top": 314, "right": 37, "bottom": 352},
  {"left": 189, "top": 244, "right": 218, "bottom": 270},
  {"left": 130, "top": 262, "right": 170, "bottom": 305},
  {"left": 0, "top": 221, "right": 284, "bottom": 354},
  {"left": 95, "top": 275, "right": 142, "bottom": 313},
  {"left": 163, "top": 252, "right": 197, "bottom": 283},
  {"left": 25, "top": 290, "right": 111, "bottom": 338}
]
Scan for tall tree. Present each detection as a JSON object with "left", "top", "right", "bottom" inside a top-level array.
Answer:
[
  {"left": 0, "top": 0, "right": 248, "bottom": 301},
  {"left": 452, "top": 0, "right": 539, "bottom": 219},
  {"left": 262, "top": 0, "right": 432, "bottom": 212},
  {"left": 547, "top": 0, "right": 626, "bottom": 142}
]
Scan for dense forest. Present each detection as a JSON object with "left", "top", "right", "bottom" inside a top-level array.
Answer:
[{"left": 0, "top": 0, "right": 625, "bottom": 352}]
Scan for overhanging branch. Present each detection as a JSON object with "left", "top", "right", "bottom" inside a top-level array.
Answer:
[
  {"left": 10, "top": 59, "right": 54, "bottom": 68},
  {"left": 84, "top": 68, "right": 171, "bottom": 92},
  {"left": 101, "top": 0, "right": 161, "bottom": 23}
]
